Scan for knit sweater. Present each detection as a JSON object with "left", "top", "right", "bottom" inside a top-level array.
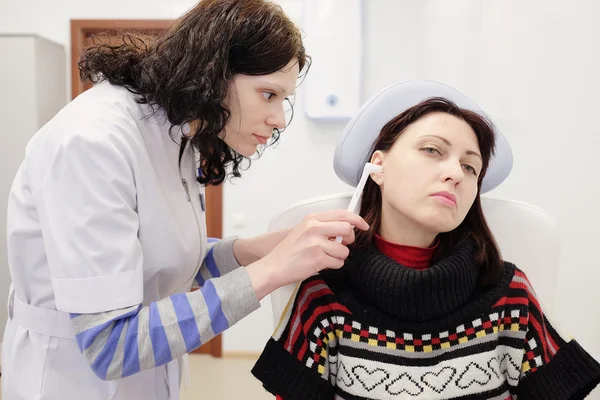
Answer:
[{"left": 252, "top": 239, "right": 600, "bottom": 399}]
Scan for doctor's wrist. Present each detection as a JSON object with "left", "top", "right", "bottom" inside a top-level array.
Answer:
[
  {"left": 245, "top": 258, "right": 279, "bottom": 301},
  {"left": 232, "top": 237, "right": 262, "bottom": 267}
]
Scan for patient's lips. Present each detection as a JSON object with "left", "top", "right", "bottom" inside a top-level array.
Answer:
[{"left": 431, "top": 191, "right": 457, "bottom": 206}]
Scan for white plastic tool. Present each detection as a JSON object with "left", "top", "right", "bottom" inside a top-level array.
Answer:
[{"left": 335, "top": 162, "right": 382, "bottom": 243}]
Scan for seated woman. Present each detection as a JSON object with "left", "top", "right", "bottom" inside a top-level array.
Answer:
[{"left": 251, "top": 81, "right": 600, "bottom": 399}]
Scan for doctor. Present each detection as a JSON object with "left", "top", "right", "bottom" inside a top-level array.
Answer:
[{"left": 1, "top": 0, "right": 368, "bottom": 399}]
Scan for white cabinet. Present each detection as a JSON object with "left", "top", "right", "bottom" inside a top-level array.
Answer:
[{"left": 0, "top": 34, "right": 66, "bottom": 366}]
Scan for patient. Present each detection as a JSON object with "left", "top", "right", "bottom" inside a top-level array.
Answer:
[{"left": 252, "top": 83, "right": 600, "bottom": 399}]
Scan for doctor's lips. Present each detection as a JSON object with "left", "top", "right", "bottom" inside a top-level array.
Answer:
[
  {"left": 253, "top": 134, "right": 270, "bottom": 145},
  {"left": 431, "top": 191, "right": 457, "bottom": 206}
]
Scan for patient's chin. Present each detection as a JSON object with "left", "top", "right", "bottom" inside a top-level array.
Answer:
[{"left": 420, "top": 217, "right": 461, "bottom": 236}]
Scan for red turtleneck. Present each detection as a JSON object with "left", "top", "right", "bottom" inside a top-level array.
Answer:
[{"left": 373, "top": 233, "right": 437, "bottom": 270}]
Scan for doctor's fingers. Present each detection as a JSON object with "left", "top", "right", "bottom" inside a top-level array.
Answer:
[
  {"left": 317, "top": 239, "right": 350, "bottom": 263},
  {"left": 304, "top": 210, "right": 369, "bottom": 232},
  {"left": 303, "top": 220, "right": 356, "bottom": 245},
  {"left": 301, "top": 220, "right": 356, "bottom": 241},
  {"left": 314, "top": 252, "right": 346, "bottom": 272},
  {"left": 337, "top": 226, "right": 355, "bottom": 246}
]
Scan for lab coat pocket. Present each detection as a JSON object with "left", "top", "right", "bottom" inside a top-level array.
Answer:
[
  {"left": 156, "top": 364, "right": 171, "bottom": 400},
  {"left": 109, "top": 369, "right": 161, "bottom": 400},
  {"left": 1, "top": 321, "right": 52, "bottom": 399},
  {"left": 43, "top": 336, "right": 117, "bottom": 400}
]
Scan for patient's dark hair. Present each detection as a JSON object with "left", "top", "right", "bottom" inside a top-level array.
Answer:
[
  {"left": 353, "top": 97, "right": 503, "bottom": 285},
  {"left": 78, "top": 0, "right": 310, "bottom": 185}
]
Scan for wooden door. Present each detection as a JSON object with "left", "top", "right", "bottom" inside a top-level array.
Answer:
[{"left": 71, "top": 20, "right": 223, "bottom": 357}]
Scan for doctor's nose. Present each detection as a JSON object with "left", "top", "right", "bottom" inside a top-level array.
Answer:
[{"left": 266, "top": 106, "right": 286, "bottom": 131}]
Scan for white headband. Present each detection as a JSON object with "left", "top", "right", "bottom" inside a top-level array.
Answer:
[{"left": 333, "top": 80, "right": 513, "bottom": 193}]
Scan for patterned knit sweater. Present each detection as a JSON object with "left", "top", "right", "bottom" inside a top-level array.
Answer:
[{"left": 252, "top": 240, "right": 600, "bottom": 399}]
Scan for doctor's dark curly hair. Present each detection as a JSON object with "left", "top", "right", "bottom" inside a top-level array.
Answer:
[{"left": 78, "top": 0, "right": 309, "bottom": 185}]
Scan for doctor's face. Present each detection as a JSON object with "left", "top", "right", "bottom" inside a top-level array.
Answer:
[
  {"left": 370, "top": 112, "right": 483, "bottom": 241},
  {"left": 221, "top": 59, "right": 299, "bottom": 157}
]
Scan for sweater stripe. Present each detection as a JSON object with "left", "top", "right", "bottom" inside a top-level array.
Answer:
[
  {"left": 172, "top": 292, "right": 201, "bottom": 352},
  {"left": 529, "top": 314, "right": 550, "bottom": 363},
  {"left": 203, "top": 248, "right": 220, "bottom": 279},
  {"left": 69, "top": 238, "right": 255, "bottom": 381},
  {"left": 273, "top": 283, "right": 301, "bottom": 341},
  {"left": 492, "top": 296, "right": 528, "bottom": 307},
  {"left": 513, "top": 270, "right": 553, "bottom": 353},
  {"left": 337, "top": 337, "right": 525, "bottom": 367},
  {"left": 193, "top": 237, "right": 236, "bottom": 287},
  {"left": 285, "top": 280, "right": 333, "bottom": 351},
  {"left": 284, "top": 281, "right": 324, "bottom": 351},
  {"left": 148, "top": 302, "right": 172, "bottom": 366},
  {"left": 97, "top": 318, "right": 126, "bottom": 380},
  {"left": 203, "top": 280, "right": 229, "bottom": 334},
  {"left": 334, "top": 379, "right": 513, "bottom": 400},
  {"left": 122, "top": 315, "right": 140, "bottom": 376},
  {"left": 298, "top": 304, "right": 351, "bottom": 361}
]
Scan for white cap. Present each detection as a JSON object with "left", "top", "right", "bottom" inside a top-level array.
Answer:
[{"left": 333, "top": 80, "right": 513, "bottom": 194}]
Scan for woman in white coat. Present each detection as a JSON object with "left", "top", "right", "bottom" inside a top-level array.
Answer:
[{"left": 1, "top": 0, "right": 368, "bottom": 399}]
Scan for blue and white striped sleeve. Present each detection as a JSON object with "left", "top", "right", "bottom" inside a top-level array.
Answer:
[
  {"left": 69, "top": 266, "right": 259, "bottom": 381},
  {"left": 192, "top": 237, "right": 242, "bottom": 289}
]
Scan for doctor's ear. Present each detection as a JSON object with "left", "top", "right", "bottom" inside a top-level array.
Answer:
[{"left": 369, "top": 151, "right": 385, "bottom": 186}]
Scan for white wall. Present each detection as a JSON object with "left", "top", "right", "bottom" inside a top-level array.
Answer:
[{"left": 1, "top": 1, "right": 599, "bottom": 393}]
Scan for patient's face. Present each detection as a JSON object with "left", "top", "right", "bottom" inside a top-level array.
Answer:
[{"left": 371, "top": 112, "right": 482, "bottom": 243}]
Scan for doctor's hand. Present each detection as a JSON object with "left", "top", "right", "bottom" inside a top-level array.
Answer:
[
  {"left": 232, "top": 229, "right": 292, "bottom": 267},
  {"left": 245, "top": 210, "right": 369, "bottom": 300}
]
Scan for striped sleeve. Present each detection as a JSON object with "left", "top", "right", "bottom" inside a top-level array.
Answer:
[
  {"left": 192, "top": 236, "right": 241, "bottom": 289},
  {"left": 251, "top": 277, "right": 342, "bottom": 399},
  {"left": 513, "top": 269, "right": 600, "bottom": 399},
  {"left": 69, "top": 267, "right": 259, "bottom": 381}
]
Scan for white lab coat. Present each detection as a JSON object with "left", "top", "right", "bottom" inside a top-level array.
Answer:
[{"left": 2, "top": 81, "right": 207, "bottom": 399}]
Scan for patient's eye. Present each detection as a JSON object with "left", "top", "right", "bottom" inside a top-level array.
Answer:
[
  {"left": 463, "top": 164, "right": 478, "bottom": 176},
  {"left": 422, "top": 147, "right": 441, "bottom": 155}
]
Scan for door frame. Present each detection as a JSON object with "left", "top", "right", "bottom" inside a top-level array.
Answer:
[{"left": 70, "top": 19, "right": 223, "bottom": 357}]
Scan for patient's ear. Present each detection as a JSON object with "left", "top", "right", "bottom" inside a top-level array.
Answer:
[{"left": 370, "top": 151, "right": 385, "bottom": 186}]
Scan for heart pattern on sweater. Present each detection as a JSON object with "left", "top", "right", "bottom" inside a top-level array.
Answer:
[
  {"left": 500, "top": 353, "right": 521, "bottom": 383},
  {"left": 335, "top": 352, "right": 521, "bottom": 396},
  {"left": 386, "top": 372, "right": 424, "bottom": 396},
  {"left": 455, "top": 362, "right": 492, "bottom": 389},
  {"left": 352, "top": 366, "right": 390, "bottom": 391},
  {"left": 421, "top": 366, "right": 457, "bottom": 393},
  {"left": 487, "top": 357, "right": 501, "bottom": 379},
  {"left": 337, "top": 362, "right": 354, "bottom": 387}
]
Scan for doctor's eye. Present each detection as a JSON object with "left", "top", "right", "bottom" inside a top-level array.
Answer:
[{"left": 262, "top": 92, "right": 276, "bottom": 100}]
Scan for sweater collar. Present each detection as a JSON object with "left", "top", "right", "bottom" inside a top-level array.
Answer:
[
  {"left": 373, "top": 233, "right": 438, "bottom": 269},
  {"left": 341, "top": 238, "right": 480, "bottom": 322}
]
